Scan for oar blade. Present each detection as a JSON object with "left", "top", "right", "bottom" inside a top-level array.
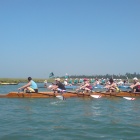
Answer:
[
  {"left": 123, "top": 97, "right": 136, "bottom": 100},
  {"left": 90, "top": 95, "right": 102, "bottom": 98},
  {"left": 56, "top": 95, "right": 66, "bottom": 100}
]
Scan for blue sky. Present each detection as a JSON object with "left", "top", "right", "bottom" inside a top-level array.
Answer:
[{"left": 0, "top": 0, "right": 140, "bottom": 78}]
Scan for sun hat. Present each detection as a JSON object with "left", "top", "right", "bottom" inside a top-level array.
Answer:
[
  {"left": 84, "top": 78, "right": 88, "bottom": 81},
  {"left": 133, "top": 77, "right": 138, "bottom": 81},
  {"left": 55, "top": 78, "right": 61, "bottom": 81}
]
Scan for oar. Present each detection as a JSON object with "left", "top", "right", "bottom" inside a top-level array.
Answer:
[
  {"left": 56, "top": 95, "right": 66, "bottom": 100},
  {"left": 90, "top": 95, "right": 102, "bottom": 98},
  {"left": 123, "top": 97, "right": 135, "bottom": 100},
  {"left": 90, "top": 94, "right": 136, "bottom": 100},
  {"left": 55, "top": 90, "right": 66, "bottom": 100}
]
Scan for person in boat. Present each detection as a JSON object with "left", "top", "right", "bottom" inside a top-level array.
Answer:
[
  {"left": 63, "top": 79, "right": 68, "bottom": 86},
  {"left": 105, "top": 78, "right": 120, "bottom": 92},
  {"left": 117, "top": 79, "right": 123, "bottom": 86},
  {"left": 74, "top": 78, "right": 78, "bottom": 85},
  {"left": 44, "top": 80, "right": 47, "bottom": 88},
  {"left": 52, "top": 78, "right": 66, "bottom": 93},
  {"left": 130, "top": 77, "right": 140, "bottom": 92},
  {"left": 18, "top": 77, "right": 38, "bottom": 93},
  {"left": 93, "top": 78, "right": 100, "bottom": 86},
  {"left": 76, "top": 78, "right": 93, "bottom": 93},
  {"left": 68, "top": 78, "right": 73, "bottom": 86},
  {"left": 79, "top": 78, "right": 83, "bottom": 84}
]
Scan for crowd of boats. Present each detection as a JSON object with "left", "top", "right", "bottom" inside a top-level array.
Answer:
[{"left": 44, "top": 77, "right": 131, "bottom": 92}]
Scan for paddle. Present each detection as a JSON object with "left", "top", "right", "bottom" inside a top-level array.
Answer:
[
  {"left": 55, "top": 90, "right": 66, "bottom": 100},
  {"left": 56, "top": 95, "right": 66, "bottom": 100}
]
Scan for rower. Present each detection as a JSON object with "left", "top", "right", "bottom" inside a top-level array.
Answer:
[
  {"left": 44, "top": 80, "right": 47, "bottom": 88},
  {"left": 74, "top": 78, "right": 78, "bottom": 85},
  {"left": 93, "top": 78, "right": 100, "bottom": 86},
  {"left": 18, "top": 77, "right": 38, "bottom": 93},
  {"left": 63, "top": 79, "right": 68, "bottom": 86},
  {"left": 130, "top": 77, "right": 140, "bottom": 92},
  {"left": 105, "top": 78, "right": 120, "bottom": 93},
  {"left": 76, "top": 78, "right": 92, "bottom": 93},
  {"left": 68, "top": 78, "right": 73, "bottom": 86},
  {"left": 52, "top": 78, "right": 66, "bottom": 93}
]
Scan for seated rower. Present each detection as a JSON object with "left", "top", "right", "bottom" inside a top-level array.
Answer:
[
  {"left": 44, "top": 80, "right": 47, "bottom": 88},
  {"left": 52, "top": 78, "right": 66, "bottom": 93},
  {"left": 93, "top": 78, "right": 100, "bottom": 86},
  {"left": 105, "top": 78, "right": 120, "bottom": 93},
  {"left": 130, "top": 77, "right": 140, "bottom": 92},
  {"left": 18, "top": 77, "right": 38, "bottom": 93},
  {"left": 63, "top": 79, "right": 68, "bottom": 86},
  {"left": 76, "top": 78, "right": 92, "bottom": 93}
]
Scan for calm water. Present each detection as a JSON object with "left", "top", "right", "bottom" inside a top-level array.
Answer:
[{"left": 0, "top": 83, "right": 140, "bottom": 140}]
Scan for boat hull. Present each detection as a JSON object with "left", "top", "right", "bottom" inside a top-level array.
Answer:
[{"left": 0, "top": 91, "right": 140, "bottom": 98}]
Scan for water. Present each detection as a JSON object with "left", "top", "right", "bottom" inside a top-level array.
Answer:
[{"left": 0, "top": 84, "right": 140, "bottom": 140}]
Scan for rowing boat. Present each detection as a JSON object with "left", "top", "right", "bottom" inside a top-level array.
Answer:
[
  {"left": 0, "top": 83, "right": 19, "bottom": 85},
  {"left": 0, "top": 91, "right": 140, "bottom": 98}
]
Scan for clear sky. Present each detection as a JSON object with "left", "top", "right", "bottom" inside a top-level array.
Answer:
[{"left": 0, "top": 0, "right": 140, "bottom": 78}]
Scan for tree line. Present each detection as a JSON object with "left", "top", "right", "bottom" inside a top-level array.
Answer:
[{"left": 61, "top": 72, "right": 140, "bottom": 79}]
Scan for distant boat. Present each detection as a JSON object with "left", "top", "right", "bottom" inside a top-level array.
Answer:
[{"left": 0, "top": 83, "right": 19, "bottom": 85}]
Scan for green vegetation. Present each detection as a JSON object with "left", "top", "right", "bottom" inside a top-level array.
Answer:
[
  {"left": 0, "top": 78, "right": 56, "bottom": 83},
  {"left": 0, "top": 72, "right": 139, "bottom": 83},
  {"left": 63, "top": 72, "right": 140, "bottom": 79}
]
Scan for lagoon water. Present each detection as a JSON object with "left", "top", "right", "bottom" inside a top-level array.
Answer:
[{"left": 0, "top": 83, "right": 140, "bottom": 140}]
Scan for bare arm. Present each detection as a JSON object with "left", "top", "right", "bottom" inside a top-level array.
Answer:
[{"left": 18, "top": 81, "right": 31, "bottom": 90}]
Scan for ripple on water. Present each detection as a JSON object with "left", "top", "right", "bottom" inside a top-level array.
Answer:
[{"left": 0, "top": 86, "right": 140, "bottom": 140}]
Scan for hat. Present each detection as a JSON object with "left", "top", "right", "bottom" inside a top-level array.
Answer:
[
  {"left": 133, "top": 77, "right": 138, "bottom": 81},
  {"left": 55, "top": 78, "right": 60, "bottom": 81},
  {"left": 84, "top": 78, "right": 88, "bottom": 81},
  {"left": 28, "top": 77, "right": 32, "bottom": 81}
]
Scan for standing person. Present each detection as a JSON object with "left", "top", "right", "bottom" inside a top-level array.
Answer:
[
  {"left": 18, "top": 77, "right": 38, "bottom": 93},
  {"left": 130, "top": 77, "right": 140, "bottom": 92}
]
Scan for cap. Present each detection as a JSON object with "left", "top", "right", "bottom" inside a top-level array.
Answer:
[{"left": 133, "top": 77, "right": 138, "bottom": 81}]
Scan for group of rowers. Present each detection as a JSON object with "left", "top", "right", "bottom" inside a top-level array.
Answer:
[{"left": 18, "top": 76, "right": 140, "bottom": 93}]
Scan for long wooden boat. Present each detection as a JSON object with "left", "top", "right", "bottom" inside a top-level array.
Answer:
[
  {"left": 0, "top": 91, "right": 140, "bottom": 98},
  {"left": 0, "top": 83, "right": 18, "bottom": 85}
]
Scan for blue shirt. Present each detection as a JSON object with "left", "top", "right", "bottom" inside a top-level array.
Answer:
[{"left": 30, "top": 80, "right": 38, "bottom": 89}]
